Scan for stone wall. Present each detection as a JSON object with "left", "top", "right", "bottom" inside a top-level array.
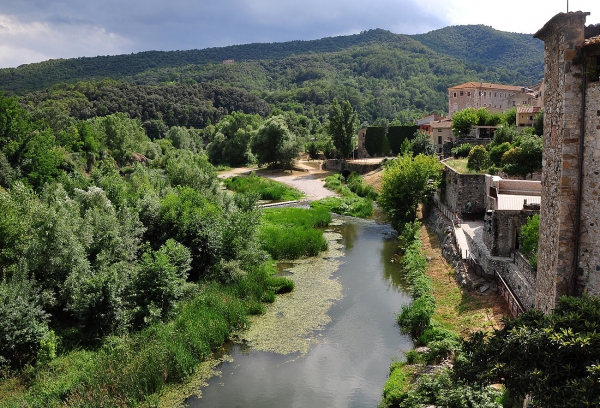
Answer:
[
  {"left": 534, "top": 12, "right": 588, "bottom": 313},
  {"left": 483, "top": 209, "right": 539, "bottom": 257},
  {"left": 578, "top": 74, "right": 600, "bottom": 296},
  {"left": 464, "top": 232, "right": 536, "bottom": 311},
  {"left": 441, "top": 164, "right": 487, "bottom": 214},
  {"left": 322, "top": 159, "right": 381, "bottom": 174}
]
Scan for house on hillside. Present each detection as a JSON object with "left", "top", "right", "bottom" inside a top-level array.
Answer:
[{"left": 448, "top": 82, "right": 524, "bottom": 116}]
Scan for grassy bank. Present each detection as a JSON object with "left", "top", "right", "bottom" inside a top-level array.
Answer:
[
  {"left": 311, "top": 172, "right": 377, "bottom": 218},
  {"left": 379, "top": 221, "right": 509, "bottom": 408},
  {"left": 258, "top": 207, "right": 331, "bottom": 260},
  {"left": 223, "top": 173, "right": 303, "bottom": 201}
]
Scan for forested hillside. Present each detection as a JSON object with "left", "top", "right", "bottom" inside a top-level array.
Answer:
[
  {"left": 1, "top": 26, "right": 543, "bottom": 124},
  {"left": 411, "top": 25, "right": 544, "bottom": 82}
]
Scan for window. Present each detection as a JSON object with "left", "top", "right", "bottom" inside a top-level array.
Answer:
[
  {"left": 467, "top": 92, "right": 471, "bottom": 96},
  {"left": 494, "top": 93, "right": 497, "bottom": 97},
  {"left": 460, "top": 91, "right": 464, "bottom": 96},
  {"left": 438, "top": 136, "right": 443, "bottom": 144},
  {"left": 484, "top": 92, "right": 486, "bottom": 97},
  {"left": 453, "top": 92, "right": 457, "bottom": 97},
  {"left": 529, "top": 116, "right": 534, "bottom": 120},
  {"left": 513, "top": 101, "right": 516, "bottom": 106},
  {"left": 437, "top": 129, "right": 442, "bottom": 132}
]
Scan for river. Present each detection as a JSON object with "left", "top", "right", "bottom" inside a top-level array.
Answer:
[{"left": 186, "top": 215, "right": 413, "bottom": 408}]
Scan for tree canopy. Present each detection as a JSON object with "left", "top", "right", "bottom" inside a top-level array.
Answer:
[
  {"left": 378, "top": 153, "right": 444, "bottom": 231},
  {"left": 326, "top": 99, "right": 358, "bottom": 159}
]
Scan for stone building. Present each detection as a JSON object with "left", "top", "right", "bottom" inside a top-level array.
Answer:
[
  {"left": 534, "top": 11, "right": 600, "bottom": 313},
  {"left": 448, "top": 82, "right": 526, "bottom": 116}
]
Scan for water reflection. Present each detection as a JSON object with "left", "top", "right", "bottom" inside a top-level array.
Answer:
[{"left": 187, "top": 215, "right": 412, "bottom": 408}]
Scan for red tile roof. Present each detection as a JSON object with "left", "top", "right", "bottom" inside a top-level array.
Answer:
[
  {"left": 448, "top": 82, "right": 523, "bottom": 92},
  {"left": 431, "top": 119, "right": 453, "bottom": 129},
  {"left": 517, "top": 106, "right": 541, "bottom": 114}
]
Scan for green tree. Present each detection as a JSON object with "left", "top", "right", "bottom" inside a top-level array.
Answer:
[
  {"left": 378, "top": 153, "right": 443, "bottom": 231},
  {"left": 501, "top": 133, "right": 542, "bottom": 179},
  {"left": 454, "top": 295, "right": 600, "bottom": 407},
  {"left": 207, "top": 112, "right": 261, "bottom": 166},
  {"left": 252, "top": 115, "right": 301, "bottom": 170},
  {"left": 451, "top": 108, "right": 478, "bottom": 137},
  {"left": 410, "top": 129, "right": 436, "bottom": 156},
  {"left": 326, "top": 99, "right": 358, "bottom": 159},
  {"left": 467, "top": 145, "right": 490, "bottom": 172},
  {"left": 132, "top": 239, "right": 191, "bottom": 326},
  {"left": 503, "top": 107, "right": 517, "bottom": 126},
  {"left": 0, "top": 272, "right": 49, "bottom": 368}
]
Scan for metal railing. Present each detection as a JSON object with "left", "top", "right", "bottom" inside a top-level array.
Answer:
[
  {"left": 434, "top": 197, "right": 461, "bottom": 228},
  {"left": 495, "top": 269, "right": 525, "bottom": 317}
]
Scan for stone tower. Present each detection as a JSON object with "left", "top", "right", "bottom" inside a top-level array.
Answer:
[{"left": 534, "top": 11, "right": 600, "bottom": 313}]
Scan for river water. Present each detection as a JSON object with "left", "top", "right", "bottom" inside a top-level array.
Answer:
[{"left": 187, "top": 215, "right": 413, "bottom": 408}]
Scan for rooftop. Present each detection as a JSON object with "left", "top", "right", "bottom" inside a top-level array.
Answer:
[{"left": 448, "top": 82, "right": 523, "bottom": 92}]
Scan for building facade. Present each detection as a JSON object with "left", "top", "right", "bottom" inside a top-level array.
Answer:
[{"left": 448, "top": 82, "right": 525, "bottom": 116}]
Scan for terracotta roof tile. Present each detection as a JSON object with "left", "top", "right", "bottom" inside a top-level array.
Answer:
[
  {"left": 448, "top": 82, "right": 523, "bottom": 92},
  {"left": 431, "top": 119, "right": 453, "bottom": 129},
  {"left": 517, "top": 106, "right": 541, "bottom": 114}
]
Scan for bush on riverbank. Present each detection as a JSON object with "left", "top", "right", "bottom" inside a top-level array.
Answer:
[
  {"left": 223, "top": 173, "right": 303, "bottom": 201},
  {"left": 313, "top": 172, "right": 376, "bottom": 218}
]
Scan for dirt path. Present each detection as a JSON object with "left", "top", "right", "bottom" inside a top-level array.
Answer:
[{"left": 218, "top": 161, "right": 339, "bottom": 201}]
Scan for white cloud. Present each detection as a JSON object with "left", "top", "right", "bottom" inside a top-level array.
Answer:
[{"left": 0, "top": 13, "right": 134, "bottom": 67}]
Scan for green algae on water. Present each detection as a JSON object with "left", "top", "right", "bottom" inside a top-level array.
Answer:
[{"left": 233, "top": 230, "right": 344, "bottom": 355}]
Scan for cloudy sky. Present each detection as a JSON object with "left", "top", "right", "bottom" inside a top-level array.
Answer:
[{"left": 0, "top": 0, "right": 599, "bottom": 69}]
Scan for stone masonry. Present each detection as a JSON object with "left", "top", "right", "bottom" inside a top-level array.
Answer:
[{"left": 534, "top": 11, "right": 600, "bottom": 312}]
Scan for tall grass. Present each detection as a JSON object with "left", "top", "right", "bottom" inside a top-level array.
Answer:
[
  {"left": 223, "top": 174, "right": 303, "bottom": 201},
  {"left": 258, "top": 207, "right": 330, "bottom": 260},
  {"left": 318, "top": 172, "right": 376, "bottom": 217},
  {"left": 324, "top": 173, "right": 378, "bottom": 200}
]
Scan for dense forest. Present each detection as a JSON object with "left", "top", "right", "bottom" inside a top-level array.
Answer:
[{"left": 1, "top": 26, "right": 544, "bottom": 125}]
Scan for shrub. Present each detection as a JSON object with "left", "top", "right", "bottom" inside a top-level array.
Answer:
[
  {"left": 467, "top": 145, "right": 490, "bottom": 172},
  {"left": 488, "top": 142, "right": 511, "bottom": 166},
  {"left": 451, "top": 143, "right": 473, "bottom": 158}
]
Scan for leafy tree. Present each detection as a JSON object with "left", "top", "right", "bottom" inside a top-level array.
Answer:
[
  {"left": 326, "top": 99, "right": 358, "bottom": 159},
  {"left": 378, "top": 153, "right": 443, "bottom": 231},
  {"left": 489, "top": 125, "right": 517, "bottom": 148},
  {"left": 410, "top": 129, "right": 436, "bottom": 156},
  {"left": 454, "top": 295, "right": 600, "bottom": 408},
  {"left": 252, "top": 115, "right": 301, "bottom": 169},
  {"left": 475, "top": 108, "right": 491, "bottom": 126},
  {"left": 488, "top": 142, "right": 511, "bottom": 166},
  {"left": 501, "top": 133, "right": 542, "bottom": 179},
  {"left": 132, "top": 239, "right": 191, "bottom": 326},
  {"left": 451, "top": 108, "right": 478, "bottom": 137},
  {"left": 520, "top": 214, "right": 539, "bottom": 269},
  {"left": 0, "top": 272, "right": 49, "bottom": 368},
  {"left": 207, "top": 112, "right": 261, "bottom": 166},
  {"left": 503, "top": 107, "right": 517, "bottom": 126},
  {"left": 467, "top": 145, "right": 490, "bottom": 172}
]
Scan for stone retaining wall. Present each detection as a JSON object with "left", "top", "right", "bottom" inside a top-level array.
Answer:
[{"left": 322, "top": 159, "right": 382, "bottom": 174}]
